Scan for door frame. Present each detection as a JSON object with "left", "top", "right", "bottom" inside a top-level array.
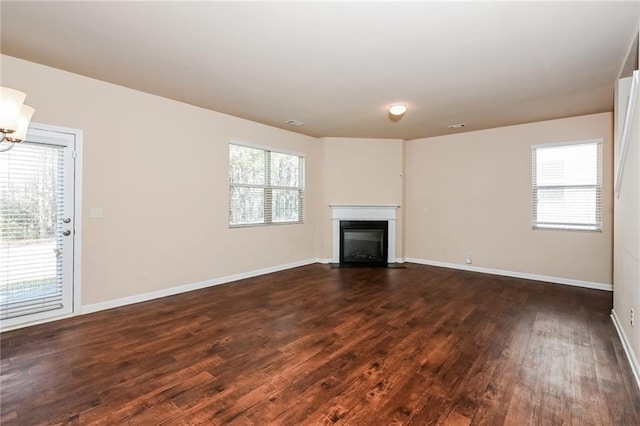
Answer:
[{"left": 2, "top": 122, "right": 83, "bottom": 331}]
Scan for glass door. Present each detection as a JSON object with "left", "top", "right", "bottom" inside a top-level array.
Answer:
[{"left": 0, "top": 128, "right": 77, "bottom": 329}]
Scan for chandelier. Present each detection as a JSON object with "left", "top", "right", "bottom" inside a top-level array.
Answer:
[{"left": 0, "top": 87, "right": 35, "bottom": 153}]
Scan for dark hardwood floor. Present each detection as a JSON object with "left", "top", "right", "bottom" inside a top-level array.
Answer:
[{"left": 2, "top": 263, "right": 640, "bottom": 425}]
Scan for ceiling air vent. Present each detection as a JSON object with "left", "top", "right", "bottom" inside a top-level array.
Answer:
[
  {"left": 286, "top": 119, "right": 304, "bottom": 126},
  {"left": 448, "top": 123, "right": 466, "bottom": 129}
]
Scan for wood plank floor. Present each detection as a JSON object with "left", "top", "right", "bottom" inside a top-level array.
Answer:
[{"left": 2, "top": 263, "right": 640, "bottom": 425}]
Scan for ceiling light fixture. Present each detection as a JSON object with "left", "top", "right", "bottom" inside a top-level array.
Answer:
[
  {"left": 389, "top": 104, "right": 407, "bottom": 116},
  {"left": 0, "top": 87, "right": 35, "bottom": 152}
]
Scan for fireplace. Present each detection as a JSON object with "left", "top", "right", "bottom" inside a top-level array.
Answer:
[
  {"left": 340, "top": 220, "right": 388, "bottom": 266},
  {"left": 330, "top": 204, "right": 399, "bottom": 264}
]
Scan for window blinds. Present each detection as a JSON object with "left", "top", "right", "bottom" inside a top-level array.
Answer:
[
  {"left": 0, "top": 143, "right": 65, "bottom": 320},
  {"left": 532, "top": 140, "right": 602, "bottom": 231},
  {"left": 229, "top": 143, "right": 304, "bottom": 226}
]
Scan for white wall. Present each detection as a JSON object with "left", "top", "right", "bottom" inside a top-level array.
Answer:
[{"left": 612, "top": 67, "right": 640, "bottom": 383}]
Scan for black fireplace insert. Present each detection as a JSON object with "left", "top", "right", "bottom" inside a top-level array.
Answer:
[{"left": 339, "top": 220, "right": 388, "bottom": 266}]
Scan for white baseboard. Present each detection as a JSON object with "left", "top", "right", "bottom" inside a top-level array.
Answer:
[
  {"left": 611, "top": 309, "right": 640, "bottom": 391},
  {"left": 19, "top": 256, "right": 611, "bottom": 329},
  {"left": 404, "top": 257, "right": 613, "bottom": 291},
  {"left": 82, "top": 258, "right": 318, "bottom": 314}
]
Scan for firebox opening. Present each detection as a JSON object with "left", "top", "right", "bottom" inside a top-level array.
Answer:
[{"left": 339, "top": 220, "right": 388, "bottom": 266}]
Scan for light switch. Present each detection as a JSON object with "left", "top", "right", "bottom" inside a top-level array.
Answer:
[{"left": 89, "top": 207, "right": 103, "bottom": 218}]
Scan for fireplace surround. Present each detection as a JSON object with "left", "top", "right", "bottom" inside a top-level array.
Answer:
[{"left": 331, "top": 204, "right": 399, "bottom": 264}]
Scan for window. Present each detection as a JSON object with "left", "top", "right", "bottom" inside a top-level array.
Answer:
[
  {"left": 532, "top": 139, "right": 603, "bottom": 231},
  {"left": 229, "top": 143, "right": 304, "bottom": 226}
]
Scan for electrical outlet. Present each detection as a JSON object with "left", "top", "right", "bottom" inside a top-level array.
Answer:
[
  {"left": 465, "top": 252, "right": 472, "bottom": 265},
  {"left": 631, "top": 309, "right": 635, "bottom": 327},
  {"left": 139, "top": 267, "right": 147, "bottom": 278}
]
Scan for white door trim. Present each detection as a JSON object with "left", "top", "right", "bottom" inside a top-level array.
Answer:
[{"left": 1, "top": 122, "right": 83, "bottom": 331}]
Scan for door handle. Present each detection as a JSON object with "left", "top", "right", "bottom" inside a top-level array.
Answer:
[{"left": 62, "top": 229, "right": 71, "bottom": 236}]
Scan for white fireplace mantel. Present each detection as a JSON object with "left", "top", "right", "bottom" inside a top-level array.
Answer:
[{"left": 330, "top": 204, "right": 399, "bottom": 263}]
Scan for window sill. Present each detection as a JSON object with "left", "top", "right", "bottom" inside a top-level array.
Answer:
[
  {"left": 230, "top": 221, "right": 304, "bottom": 229},
  {"left": 532, "top": 225, "right": 602, "bottom": 233}
]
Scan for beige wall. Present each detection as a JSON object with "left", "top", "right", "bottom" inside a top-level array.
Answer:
[
  {"left": 1, "top": 55, "right": 321, "bottom": 306},
  {"left": 2, "top": 53, "right": 620, "bottom": 313},
  {"left": 319, "top": 137, "right": 404, "bottom": 260},
  {"left": 405, "top": 113, "right": 613, "bottom": 285}
]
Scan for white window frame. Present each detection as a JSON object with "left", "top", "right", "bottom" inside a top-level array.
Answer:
[
  {"left": 531, "top": 138, "right": 603, "bottom": 232},
  {"left": 229, "top": 141, "right": 305, "bottom": 227}
]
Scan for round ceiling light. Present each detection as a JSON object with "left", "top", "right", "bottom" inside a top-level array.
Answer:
[{"left": 389, "top": 104, "right": 407, "bottom": 116}]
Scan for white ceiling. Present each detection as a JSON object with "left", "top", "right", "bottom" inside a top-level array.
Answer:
[{"left": 1, "top": 1, "right": 638, "bottom": 140}]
